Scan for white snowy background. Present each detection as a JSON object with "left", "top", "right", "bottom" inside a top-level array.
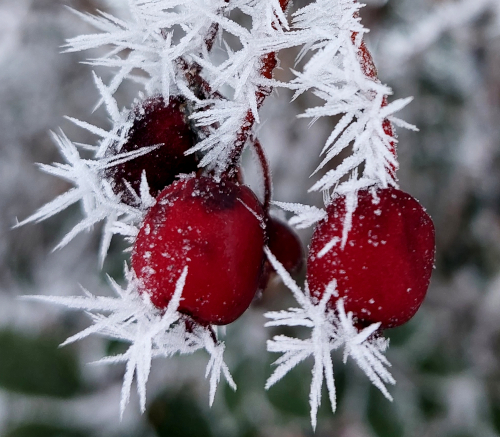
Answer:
[{"left": 1, "top": 0, "right": 500, "bottom": 436}]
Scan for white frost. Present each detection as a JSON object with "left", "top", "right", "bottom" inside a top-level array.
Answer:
[
  {"left": 25, "top": 0, "right": 417, "bottom": 257},
  {"left": 23, "top": 266, "right": 235, "bottom": 416},
  {"left": 272, "top": 201, "right": 327, "bottom": 229},
  {"left": 264, "top": 247, "right": 394, "bottom": 429},
  {"left": 16, "top": 129, "right": 156, "bottom": 264}
]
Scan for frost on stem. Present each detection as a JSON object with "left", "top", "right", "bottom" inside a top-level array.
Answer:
[
  {"left": 290, "top": 0, "right": 416, "bottom": 195},
  {"left": 22, "top": 0, "right": 297, "bottom": 258},
  {"left": 186, "top": 0, "right": 295, "bottom": 174},
  {"left": 64, "top": 0, "right": 296, "bottom": 175},
  {"left": 270, "top": 0, "right": 417, "bottom": 236},
  {"left": 24, "top": 0, "right": 419, "bottom": 245},
  {"left": 26, "top": 0, "right": 420, "bottom": 251},
  {"left": 24, "top": 266, "right": 236, "bottom": 416},
  {"left": 264, "top": 248, "right": 394, "bottom": 429}
]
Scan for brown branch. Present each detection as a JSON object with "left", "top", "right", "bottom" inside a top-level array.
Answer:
[{"left": 250, "top": 137, "right": 272, "bottom": 216}]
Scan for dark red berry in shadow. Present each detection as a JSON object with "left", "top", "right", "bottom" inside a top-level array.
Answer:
[
  {"left": 105, "top": 95, "right": 198, "bottom": 205},
  {"left": 131, "top": 177, "right": 266, "bottom": 325},
  {"left": 256, "top": 217, "right": 303, "bottom": 294},
  {"left": 268, "top": 217, "right": 304, "bottom": 275},
  {"left": 307, "top": 188, "right": 435, "bottom": 329}
]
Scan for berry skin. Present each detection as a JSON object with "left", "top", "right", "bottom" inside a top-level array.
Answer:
[
  {"left": 307, "top": 188, "right": 435, "bottom": 329},
  {"left": 267, "top": 217, "right": 304, "bottom": 275},
  {"left": 131, "top": 177, "right": 265, "bottom": 325},
  {"left": 257, "top": 217, "right": 304, "bottom": 293},
  {"left": 105, "top": 95, "right": 198, "bottom": 205}
]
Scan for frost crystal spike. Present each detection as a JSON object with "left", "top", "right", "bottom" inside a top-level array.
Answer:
[
  {"left": 25, "top": 267, "right": 236, "bottom": 415},
  {"left": 264, "top": 248, "right": 394, "bottom": 429}
]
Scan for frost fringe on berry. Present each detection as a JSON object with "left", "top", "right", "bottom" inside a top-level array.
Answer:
[
  {"left": 25, "top": 266, "right": 236, "bottom": 416},
  {"left": 264, "top": 248, "right": 394, "bottom": 429},
  {"left": 276, "top": 0, "right": 417, "bottom": 238},
  {"left": 16, "top": 127, "right": 156, "bottom": 264}
]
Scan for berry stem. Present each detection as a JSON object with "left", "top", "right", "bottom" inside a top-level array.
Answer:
[
  {"left": 171, "top": 0, "right": 284, "bottom": 210},
  {"left": 177, "top": 55, "right": 273, "bottom": 214},
  {"left": 184, "top": 317, "right": 218, "bottom": 343},
  {"left": 166, "top": 1, "right": 228, "bottom": 99},
  {"left": 250, "top": 136, "right": 272, "bottom": 216},
  {"left": 176, "top": 1, "right": 286, "bottom": 206},
  {"left": 225, "top": 55, "right": 276, "bottom": 175},
  {"left": 351, "top": 11, "right": 397, "bottom": 174},
  {"left": 176, "top": 57, "right": 225, "bottom": 102},
  {"left": 226, "top": 0, "right": 290, "bottom": 174},
  {"left": 207, "top": 325, "right": 218, "bottom": 344}
]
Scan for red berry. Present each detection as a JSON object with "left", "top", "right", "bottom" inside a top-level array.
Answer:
[
  {"left": 131, "top": 177, "right": 265, "bottom": 325},
  {"left": 307, "top": 188, "right": 435, "bottom": 329},
  {"left": 257, "top": 217, "right": 304, "bottom": 294},
  {"left": 105, "top": 95, "right": 198, "bottom": 205},
  {"left": 267, "top": 217, "right": 304, "bottom": 275},
  {"left": 279, "top": 0, "right": 289, "bottom": 10}
]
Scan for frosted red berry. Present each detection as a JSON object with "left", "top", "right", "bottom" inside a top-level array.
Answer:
[
  {"left": 105, "top": 95, "right": 198, "bottom": 205},
  {"left": 307, "top": 188, "right": 435, "bottom": 329},
  {"left": 131, "top": 177, "right": 265, "bottom": 325}
]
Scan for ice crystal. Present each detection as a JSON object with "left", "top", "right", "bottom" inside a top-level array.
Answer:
[
  {"left": 81, "top": 0, "right": 412, "bottom": 187},
  {"left": 264, "top": 248, "right": 394, "bottom": 429},
  {"left": 272, "top": 201, "right": 327, "bottom": 229},
  {"left": 64, "top": 0, "right": 301, "bottom": 175},
  {"left": 16, "top": 127, "right": 155, "bottom": 264},
  {"left": 288, "top": 0, "right": 417, "bottom": 197},
  {"left": 23, "top": 0, "right": 416, "bottom": 250},
  {"left": 25, "top": 266, "right": 235, "bottom": 416}
]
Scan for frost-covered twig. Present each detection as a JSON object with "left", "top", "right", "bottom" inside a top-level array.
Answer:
[
  {"left": 64, "top": 1, "right": 304, "bottom": 175},
  {"left": 28, "top": 0, "right": 418, "bottom": 250},
  {"left": 22, "top": 1, "right": 299, "bottom": 252},
  {"left": 288, "top": 0, "right": 416, "bottom": 197},
  {"left": 187, "top": 0, "right": 301, "bottom": 174},
  {"left": 264, "top": 248, "right": 394, "bottom": 429},
  {"left": 23, "top": 266, "right": 235, "bottom": 415}
]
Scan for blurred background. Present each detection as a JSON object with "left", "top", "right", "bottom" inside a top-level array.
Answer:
[{"left": 1, "top": 0, "right": 500, "bottom": 435}]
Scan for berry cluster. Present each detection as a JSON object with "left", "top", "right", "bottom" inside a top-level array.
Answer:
[
  {"left": 23, "top": 0, "right": 436, "bottom": 425},
  {"left": 106, "top": 95, "right": 303, "bottom": 326},
  {"left": 101, "top": 85, "right": 435, "bottom": 332}
]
